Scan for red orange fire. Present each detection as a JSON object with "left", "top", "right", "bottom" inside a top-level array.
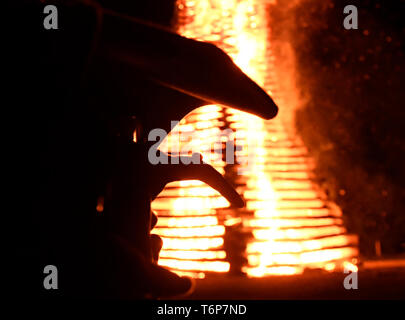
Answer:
[{"left": 152, "top": 0, "right": 358, "bottom": 278}]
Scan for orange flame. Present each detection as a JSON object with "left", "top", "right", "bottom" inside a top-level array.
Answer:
[{"left": 151, "top": 0, "right": 358, "bottom": 278}]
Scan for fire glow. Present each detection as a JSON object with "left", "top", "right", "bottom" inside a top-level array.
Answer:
[{"left": 151, "top": 0, "right": 359, "bottom": 278}]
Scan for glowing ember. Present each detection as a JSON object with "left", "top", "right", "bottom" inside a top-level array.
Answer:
[{"left": 151, "top": 0, "right": 358, "bottom": 278}]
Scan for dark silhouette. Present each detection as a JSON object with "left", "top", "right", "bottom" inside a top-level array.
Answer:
[{"left": 9, "top": 0, "right": 277, "bottom": 299}]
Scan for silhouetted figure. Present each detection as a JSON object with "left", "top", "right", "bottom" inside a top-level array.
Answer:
[{"left": 9, "top": 0, "right": 277, "bottom": 299}]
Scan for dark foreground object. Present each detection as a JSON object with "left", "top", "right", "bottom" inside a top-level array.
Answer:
[
  {"left": 8, "top": 0, "right": 277, "bottom": 299},
  {"left": 180, "top": 266, "right": 405, "bottom": 300}
]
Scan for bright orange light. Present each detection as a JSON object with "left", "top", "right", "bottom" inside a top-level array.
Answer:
[{"left": 151, "top": 0, "right": 358, "bottom": 277}]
